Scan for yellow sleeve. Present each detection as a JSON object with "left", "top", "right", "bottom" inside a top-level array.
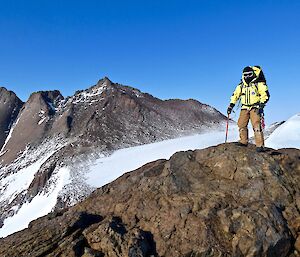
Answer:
[
  {"left": 230, "top": 84, "right": 242, "bottom": 105},
  {"left": 257, "top": 82, "right": 270, "bottom": 104}
]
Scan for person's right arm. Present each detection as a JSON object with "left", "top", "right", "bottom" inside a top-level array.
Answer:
[
  {"left": 227, "top": 84, "right": 242, "bottom": 114},
  {"left": 230, "top": 83, "right": 242, "bottom": 105}
]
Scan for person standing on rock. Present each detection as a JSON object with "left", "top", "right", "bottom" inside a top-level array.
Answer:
[{"left": 227, "top": 66, "right": 270, "bottom": 152}]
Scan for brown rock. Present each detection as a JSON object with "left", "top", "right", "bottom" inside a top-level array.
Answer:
[
  {"left": 0, "top": 144, "right": 299, "bottom": 257},
  {"left": 0, "top": 90, "right": 63, "bottom": 164},
  {"left": 295, "top": 236, "right": 300, "bottom": 252},
  {"left": 1, "top": 77, "right": 227, "bottom": 165},
  {"left": 0, "top": 87, "right": 23, "bottom": 150}
]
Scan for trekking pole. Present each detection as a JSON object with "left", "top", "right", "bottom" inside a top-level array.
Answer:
[
  {"left": 261, "top": 112, "right": 265, "bottom": 130},
  {"left": 225, "top": 114, "right": 230, "bottom": 143}
]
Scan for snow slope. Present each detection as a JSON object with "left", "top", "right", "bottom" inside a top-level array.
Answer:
[
  {"left": 86, "top": 127, "right": 239, "bottom": 188},
  {"left": 266, "top": 113, "right": 300, "bottom": 149},
  {"left": 0, "top": 167, "right": 70, "bottom": 237},
  {"left": 0, "top": 125, "right": 239, "bottom": 237}
]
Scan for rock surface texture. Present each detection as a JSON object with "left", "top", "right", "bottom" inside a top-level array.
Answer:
[
  {"left": 0, "top": 90, "right": 63, "bottom": 164},
  {"left": 0, "top": 87, "right": 23, "bottom": 150},
  {"left": 0, "top": 143, "right": 299, "bottom": 257}
]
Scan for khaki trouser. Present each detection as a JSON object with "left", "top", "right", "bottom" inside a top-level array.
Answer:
[{"left": 237, "top": 109, "right": 264, "bottom": 147}]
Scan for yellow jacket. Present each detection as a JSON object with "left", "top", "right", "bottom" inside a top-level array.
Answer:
[{"left": 230, "top": 66, "right": 270, "bottom": 110}]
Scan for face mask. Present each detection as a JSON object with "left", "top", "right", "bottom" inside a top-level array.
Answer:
[{"left": 243, "top": 71, "right": 254, "bottom": 83}]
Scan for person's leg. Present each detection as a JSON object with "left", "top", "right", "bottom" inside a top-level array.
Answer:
[
  {"left": 250, "top": 109, "right": 264, "bottom": 147},
  {"left": 237, "top": 109, "right": 250, "bottom": 145}
]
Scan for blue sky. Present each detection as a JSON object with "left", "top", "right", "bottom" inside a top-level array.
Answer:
[{"left": 0, "top": 0, "right": 299, "bottom": 124}]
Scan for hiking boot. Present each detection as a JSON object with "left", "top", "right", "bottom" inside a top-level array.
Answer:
[
  {"left": 234, "top": 142, "right": 248, "bottom": 147},
  {"left": 256, "top": 146, "right": 265, "bottom": 152}
]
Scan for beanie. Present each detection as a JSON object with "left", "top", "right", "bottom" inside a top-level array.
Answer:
[{"left": 243, "top": 66, "right": 253, "bottom": 73}]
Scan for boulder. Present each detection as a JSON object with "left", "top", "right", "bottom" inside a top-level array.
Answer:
[{"left": 1, "top": 143, "right": 299, "bottom": 256}]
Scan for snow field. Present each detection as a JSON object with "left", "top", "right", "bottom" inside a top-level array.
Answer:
[
  {"left": 266, "top": 113, "right": 300, "bottom": 149},
  {"left": 0, "top": 167, "right": 70, "bottom": 238},
  {"left": 86, "top": 126, "right": 239, "bottom": 188},
  {"left": 0, "top": 150, "right": 61, "bottom": 202}
]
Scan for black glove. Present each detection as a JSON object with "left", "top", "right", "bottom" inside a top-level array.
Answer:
[
  {"left": 227, "top": 103, "right": 235, "bottom": 115},
  {"left": 257, "top": 103, "right": 265, "bottom": 115}
]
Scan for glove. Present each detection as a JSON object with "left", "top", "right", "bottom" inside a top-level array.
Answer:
[
  {"left": 257, "top": 103, "right": 265, "bottom": 115},
  {"left": 227, "top": 103, "right": 235, "bottom": 115}
]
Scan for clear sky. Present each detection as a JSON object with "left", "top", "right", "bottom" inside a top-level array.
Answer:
[{"left": 0, "top": 0, "right": 299, "bottom": 124}]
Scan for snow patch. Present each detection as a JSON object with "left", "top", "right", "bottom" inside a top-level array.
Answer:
[
  {"left": 47, "top": 101, "right": 56, "bottom": 112},
  {"left": 72, "top": 85, "right": 107, "bottom": 104},
  {"left": 0, "top": 117, "right": 20, "bottom": 154},
  {"left": 0, "top": 167, "right": 70, "bottom": 238},
  {"left": 0, "top": 150, "right": 8, "bottom": 157},
  {"left": 0, "top": 149, "right": 62, "bottom": 202},
  {"left": 38, "top": 117, "right": 47, "bottom": 125}
]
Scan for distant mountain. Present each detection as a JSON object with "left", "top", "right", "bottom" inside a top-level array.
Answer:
[
  {"left": 0, "top": 77, "right": 228, "bottom": 233},
  {"left": 0, "top": 77, "right": 226, "bottom": 165}
]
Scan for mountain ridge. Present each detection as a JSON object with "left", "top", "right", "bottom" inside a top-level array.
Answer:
[
  {"left": 0, "top": 77, "right": 228, "bottom": 234},
  {"left": 0, "top": 77, "right": 227, "bottom": 165}
]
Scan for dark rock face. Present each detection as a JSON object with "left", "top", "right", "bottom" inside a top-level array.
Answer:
[
  {"left": 1, "top": 144, "right": 299, "bottom": 257},
  {"left": 0, "top": 87, "right": 23, "bottom": 150},
  {"left": 27, "top": 160, "right": 57, "bottom": 199},
  {"left": 0, "top": 90, "right": 63, "bottom": 164}
]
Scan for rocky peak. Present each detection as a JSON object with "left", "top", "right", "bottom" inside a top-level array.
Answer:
[
  {"left": 0, "top": 86, "right": 16, "bottom": 97},
  {"left": 40, "top": 90, "right": 63, "bottom": 104},
  {"left": 0, "top": 144, "right": 299, "bottom": 256},
  {"left": 0, "top": 90, "right": 63, "bottom": 164},
  {"left": 28, "top": 90, "right": 63, "bottom": 108},
  {"left": 0, "top": 87, "right": 23, "bottom": 107},
  {"left": 97, "top": 76, "right": 112, "bottom": 87},
  {"left": 0, "top": 87, "right": 23, "bottom": 151}
]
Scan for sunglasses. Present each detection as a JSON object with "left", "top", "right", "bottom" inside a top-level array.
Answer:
[{"left": 243, "top": 71, "right": 254, "bottom": 78}]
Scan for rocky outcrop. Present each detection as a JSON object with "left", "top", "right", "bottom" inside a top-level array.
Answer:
[
  {"left": 1, "top": 144, "right": 299, "bottom": 257},
  {"left": 0, "top": 87, "right": 23, "bottom": 150},
  {"left": 27, "top": 159, "right": 57, "bottom": 199}
]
